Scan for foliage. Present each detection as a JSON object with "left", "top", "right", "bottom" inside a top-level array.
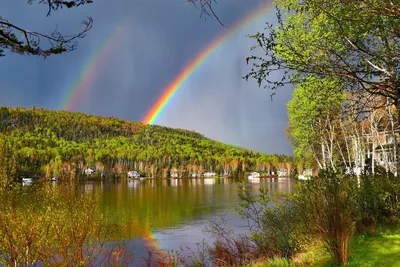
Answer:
[
  {"left": 245, "top": 0, "right": 400, "bottom": 110},
  {"left": 295, "top": 169, "right": 360, "bottom": 265},
  {"left": 207, "top": 217, "right": 260, "bottom": 266},
  {"left": 204, "top": 185, "right": 309, "bottom": 266},
  {"left": 0, "top": 106, "right": 292, "bottom": 179},
  {"left": 0, "top": 183, "right": 130, "bottom": 266},
  {"left": 142, "top": 242, "right": 209, "bottom": 267},
  {"left": 0, "top": 0, "right": 93, "bottom": 57},
  {"left": 235, "top": 186, "right": 309, "bottom": 258},
  {"left": 0, "top": 134, "right": 16, "bottom": 190},
  {"left": 287, "top": 76, "right": 344, "bottom": 167},
  {"left": 0, "top": 0, "right": 224, "bottom": 57},
  {"left": 357, "top": 172, "right": 400, "bottom": 232}
]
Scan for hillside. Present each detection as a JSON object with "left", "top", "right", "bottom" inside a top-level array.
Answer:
[{"left": 0, "top": 106, "right": 291, "bottom": 179}]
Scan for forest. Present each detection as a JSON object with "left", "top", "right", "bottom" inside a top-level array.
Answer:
[{"left": 0, "top": 106, "right": 292, "bottom": 180}]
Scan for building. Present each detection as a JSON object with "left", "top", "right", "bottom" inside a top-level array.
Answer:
[
  {"left": 84, "top": 168, "right": 95, "bottom": 176},
  {"left": 128, "top": 171, "right": 140, "bottom": 178},
  {"left": 170, "top": 167, "right": 179, "bottom": 178}
]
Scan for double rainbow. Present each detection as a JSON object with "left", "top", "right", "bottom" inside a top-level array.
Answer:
[
  {"left": 142, "top": 2, "right": 273, "bottom": 124},
  {"left": 61, "top": 1, "right": 273, "bottom": 119}
]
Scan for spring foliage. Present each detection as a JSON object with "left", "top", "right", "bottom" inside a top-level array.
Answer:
[{"left": 0, "top": 106, "right": 292, "bottom": 179}]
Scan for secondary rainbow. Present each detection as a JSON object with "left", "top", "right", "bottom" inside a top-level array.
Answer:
[
  {"left": 142, "top": 1, "right": 273, "bottom": 125},
  {"left": 62, "top": 21, "right": 129, "bottom": 111}
]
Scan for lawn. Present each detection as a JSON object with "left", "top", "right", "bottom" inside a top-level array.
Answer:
[{"left": 253, "top": 227, "right": 400, "bottom": 267}]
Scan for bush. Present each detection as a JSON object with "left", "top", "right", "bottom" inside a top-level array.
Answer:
[
  {"left": 0, "top": 183, "right": 130, "bottom": 266},
  {"left": 204, "top": 185, "right": 309, "bottom": 266},
  {"left": 358, "top": 171, "right": 400, "bottom": 230},
  {"left": 294, "top": 168, "right": 359, "bottom": 265},
  {"left": 194, "top": 169, "right": 399, "bottom": 266},
  {"left": 236, "top": 187, "right": 309, "bottom": 258}
]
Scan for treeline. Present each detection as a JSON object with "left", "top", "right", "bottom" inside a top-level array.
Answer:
[{"left": 0, "top": 107, "right": 292, "bottom": 180}]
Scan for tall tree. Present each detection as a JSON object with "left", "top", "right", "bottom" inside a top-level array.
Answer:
[
  {"left": 245, "top": 0, "right": 400, "bottom": 112},
  {"left": 287, "top": 76, "right": 344, "bottom": 169}
]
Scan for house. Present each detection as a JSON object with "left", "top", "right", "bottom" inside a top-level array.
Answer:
[
  {"left": 170, "top": 167, "right": 179, "bottom": 178},
  {"left": 248, "top": 172, "right": 260, "bottom": 179},
  {"left": 298, "top": 169, "right": 312, "bottom": 180},
  {"left": 84, "top": 168, "right": 95, "bottom": 176},
  {"left": 22, "top": 178, "right": 33, "bottom": 183},
  {"left": 128, "top": 171, "right": 140, "bottom": 178},
  {"left": 203, "top": 171, "right": 216, "bottom": 177},
  {"left": 350, "top": 130, "right": 399, "bottom": 175},
  {"left": 277, "top": 169, "right": 288, "bottom": 177}
]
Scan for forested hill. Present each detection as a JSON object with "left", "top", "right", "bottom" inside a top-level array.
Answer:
[{"left": 0, "top": 107, "right": 292, "bottom": 179}]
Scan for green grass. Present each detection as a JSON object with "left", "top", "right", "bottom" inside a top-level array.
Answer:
[
  {"left": 345, "top": 228, "right": 400, "bottom": 267},
  {"left": 253, "top": 227, "right": 400, "bottom": 267}
]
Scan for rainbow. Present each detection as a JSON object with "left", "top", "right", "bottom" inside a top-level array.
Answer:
[
  {"left": 142, "top": 1, "right": 273, "bottom": 124},
  {"left": 62, "top": 21, "right": 129, "bottom": 111}
]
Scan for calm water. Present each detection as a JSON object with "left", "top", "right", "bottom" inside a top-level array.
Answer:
[{"left": 77, "top": 177, "right": 295, "bottom": 264}]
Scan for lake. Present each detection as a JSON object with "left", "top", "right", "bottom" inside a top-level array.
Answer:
[{"left": 76, "top": 177, "right": 295, "bottom": 265}]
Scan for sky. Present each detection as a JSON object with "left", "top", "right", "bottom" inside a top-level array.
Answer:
[{"left": 0, "top": 0, "right": 294, "bottom": 155}]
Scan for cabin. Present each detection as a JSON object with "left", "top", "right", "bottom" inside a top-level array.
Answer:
[
  {"left": 248, "top": 172, "right": 260, "bottom": 179},
  {"left": 84, "top": 168, "right": 95, "bottom": 176},
  {"left": 170, "top": 167, "right": 179, "bottom": 178},
  {"left": 298, "top": 169, "right": 312, "bottom": 180},
  {"left": 203, "top": 171, "right": 216, "bottom": 177},
  {"left": 22, "top": 178, "right": 33, "bottom": 183},
  {"left": 128, "top": 171, "right": 140, "bottom": 178}
]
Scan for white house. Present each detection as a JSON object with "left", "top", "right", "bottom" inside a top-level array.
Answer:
[
  {"left": 128, "top": 171, "right": 140, "bottom": 178},
  {"left": 170, "top": 167, "right": 179, "bottom": 178},
  {"left": 248, "top": 172, "right": 260, "bottom": 179},
  {"left": 84, "top": 168, "right": 95, "bottom": 176},
  {"left": 298, "top": 169, "right": 312, "bottom": 180},
  {"left": 277, "top": 169, "right": 288, "bottom": 177},
  {"left": 203, "top": 171, "right": 216, "bottom": 177}
]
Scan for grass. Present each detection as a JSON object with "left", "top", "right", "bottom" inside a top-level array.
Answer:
[
  {"left": 345, "top": 227, "right": 400, "bottom": 267},
  {"left": 251, "top": 227, "right": 400, "bottom": 267}
]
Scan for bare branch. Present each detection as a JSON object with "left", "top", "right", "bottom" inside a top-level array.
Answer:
[{"left": 0, "top": 17, "right": 92, "bottom": 57}]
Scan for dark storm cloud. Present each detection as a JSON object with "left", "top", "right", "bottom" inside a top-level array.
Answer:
[{"left": 0, "top": 0, "right": 293, "bottom": 155}]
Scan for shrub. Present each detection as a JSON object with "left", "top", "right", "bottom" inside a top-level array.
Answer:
[
  {"left": 205, "top": 185, "right": 309, "bottom": 265},
  {"left": 294, "top": 168, "right": 359, "bottom": 265},
  {"left": 0, "top": 183, "right": 130, "bottom": 266}
]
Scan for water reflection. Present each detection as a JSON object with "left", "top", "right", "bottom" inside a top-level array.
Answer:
[{"left": 75, "top": 177, "right": 294, "bottom": 260}]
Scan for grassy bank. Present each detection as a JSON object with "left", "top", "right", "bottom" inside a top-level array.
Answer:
[{"left": 251, "top": 227, "right": 400, "bottom": 267}]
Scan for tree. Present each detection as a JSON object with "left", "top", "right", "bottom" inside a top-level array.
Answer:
[
  {"left": 1, "top": 0, "right": 223, "bottom": 57},
  {"left": 287, "top": 76, "right": 344, "bottom": 169},
  {"left": 245, "top": 0, "right": 400, "bottom": 113},
  {"left": 0, "top": 134, "right": 16, "bottom": 189},
  {"left": 0, "top": 0, "right": 94, "bottom": 57}
]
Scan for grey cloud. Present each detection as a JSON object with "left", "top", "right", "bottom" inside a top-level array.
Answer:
[{"left": 0, "top": 0, "right": 293, "bottom": 154}]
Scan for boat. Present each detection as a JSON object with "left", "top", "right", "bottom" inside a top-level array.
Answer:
[
  {"left": 248, "top": 172, "right": 260, "bottom": 179},
  {"left": 128, "top": 171, "right": 140, "bottom": 178}
]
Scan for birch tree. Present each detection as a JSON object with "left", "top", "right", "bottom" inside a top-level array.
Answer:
[{"left": 287, "top": 76, "right": 343, "bottom": 169}]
